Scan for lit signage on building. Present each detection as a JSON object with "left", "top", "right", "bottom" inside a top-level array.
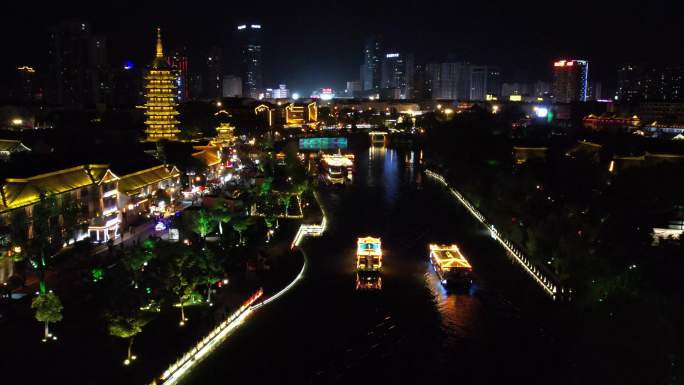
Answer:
[
  {"left": 251, "top": 24, "right": 261, "bottom": 29},
  {"left": 386, "top": 53, "right": 400, "bottom": 58},
  {"left": 509, "top": 94, "right": 522, "bottom": 102},
  {"left": 237, "top": 25, "right": 246, "bottom": 30}
]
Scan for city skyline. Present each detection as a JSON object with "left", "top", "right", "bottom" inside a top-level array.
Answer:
[{"left": 2, "top": 1, "right": 683, "bottom": 94}]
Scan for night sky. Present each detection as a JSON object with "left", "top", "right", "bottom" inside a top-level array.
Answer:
[{"left": 1, "top": 1, "right": 681, "bottom": 94}]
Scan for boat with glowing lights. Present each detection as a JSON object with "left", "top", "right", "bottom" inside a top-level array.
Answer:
[
  {"left": 319, "top": 153, "right": 354, "bottom": 185},
  {"left": 357, "top": 237, "right": 382, "bottom": 272},
  {"left": 429, "top": 244, "right": 473, "bottom": 287}
]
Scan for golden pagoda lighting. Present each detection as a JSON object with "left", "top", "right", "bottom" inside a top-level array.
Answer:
[{"left": 144, "top": 28, "right": 181, "bottom": 141}]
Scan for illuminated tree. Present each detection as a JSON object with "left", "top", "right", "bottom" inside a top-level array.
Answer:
[
  {"left": 31, "top": 292, "right": 63, "bottom": 341},
  {"left": 232, "top": 219, "right": 253, "bottom": 245},
  {"left": 108, "top": 314, "right": 148, "bottom": 365}
]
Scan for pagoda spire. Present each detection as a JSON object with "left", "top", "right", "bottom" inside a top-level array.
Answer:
[{"left": 156, "top": 27, "right": 164, "bottom": 59}]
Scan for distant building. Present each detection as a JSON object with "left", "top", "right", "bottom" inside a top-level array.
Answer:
[
  {"left": 381, "top": 52, "right": 414, "bottom": 99},
  {"left": 469, "top": 66, "right": 500, "bottom": 101},
  {"left": 189, "top": 73, "right": 203, "bottom": 99},
  {"left": 427, "top": 62, "right": 470, "bottom": 100},
  {"left": 616, "top": 64, "right": 684, "bottom": 103},
  {"left": 411, "top": 64, "right": 431, "bottom": 100},
  {"left": 552, "top": 59, "right": 589, "bottom": 103},
  {"left": 0, "top": 140, "right": 30, "bottom": 161},
  {"left": 205, "top": 46, "right": 222, "bottom": 99},
  {"left": 47, "top": 20, "right": 108, "bottom": 108},
  {"left": 12, "top": 66, "right": 40, "bottom": 103},
  {"left": 361, "top": 36, "right": 382, "bottom": 92},
  {"left": 111, "top": 63, "right": 144, "bottom": 108},
  {"left": 272, "top": 84, "right": 289, "bottom": 99},
  {"left": 345, "top": 80, "right": 362, "bottom": 97},
  {"left": 237, "top": 23, "right": 263, "bottom": 98},
  {"left": 169, "top": 50, "right": 189, "bottom": 102},
  {"left": 222, "top": 75, "right": 242, "bottom": 97},
  {"left": 143, "top": 29, "right": 180, "bottom": 141}
]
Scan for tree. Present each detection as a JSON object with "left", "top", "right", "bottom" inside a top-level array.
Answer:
[
  {"left": 31, "top": 292, "right": 63, "bottom": 341},
  {"left": 61, "top": 193, "right": 82, "bottom": 243},
  {"left": 195, "top": 248, "right": 223, "bottom": 304},
  {"left": 210, "top": 198, "right": 233, "bottom": 235},
  {"left": 108, "top": 314, "right": 148, "bottom": 365},
  {"left": 185, "top": 209, "right": 216, "bottom": 240},
  {"left": 158, "top": 244, "right": 199, "bottom": 325},
  {"left": 278, "top": 194, "right": 292, "bottom": 217},
  {"left": 232, "top": 219, "right": 253, "bottom": 245},
  {"left": 29, "top": 194, "right": 61, "bottom": 294}
]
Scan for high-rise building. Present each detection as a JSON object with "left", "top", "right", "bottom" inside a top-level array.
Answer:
[
  {"left": 169, "top": 49, "right": 189, "bottom": 102},
  {"left": 616, "top": 64, "right": 684, "bottom": 103},
  {"left": 469, "top": 66, "right": 501, "bottom": 101},
  {"left": 381, "top": 52, "right": 414, "bottom": 99},
  {"left": 144, "top": 29, "right": 180, "bottom": 141},
  {"left": 427, "top": 62, "right": 471, "bottom": 100},
  {"left": 345, "top": 80, "right": 362, "bottom": 97},
  {"left": 111, "top": 62, "right": 144, "bottom": 108},
  {"left": 361, "top": 36, "right": 382, "bottom": 92},
  {"left": 411, "top": 64, "right": 431, "bottom": 100},
  {"left": 237, "top": 23, "right": 263, "bottom": 98},
  {"left": 47, "top": 20, "right": 108, "bottom": 108},
  {"left": 552, "top": 59, "right": 589, "bottom": 103},
  {"left": 205, "top": 46, "right": 222, "bottom": 99},
  {"left": 189, "top": 73, "right": 203, "bottom": 99},
  {"left": 272, "top": 84, "right": 289, "bottom": 99},
  {"left": 13, "top": 66, "right": 40, "bottom": 103},
  {"left": 222, "top": 75, "right": 242, "bottom": 97}
]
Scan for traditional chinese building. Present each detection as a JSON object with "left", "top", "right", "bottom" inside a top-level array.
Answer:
[{"left": 144, "top": 28, "right": 181, "bottom": 141}]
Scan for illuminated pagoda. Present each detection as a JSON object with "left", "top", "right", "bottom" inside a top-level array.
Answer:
[{"left": 144, "top": 28, "right": 181, "bottom": 141}]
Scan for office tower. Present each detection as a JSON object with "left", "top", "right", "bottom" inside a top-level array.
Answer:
[
  {"left": 346, "top": 80, "right": 362, "bottom": 97},
  {"left": 205, "top": 46, "right": 222, "bottom": 98},
  {"left": 144, "top": 28, "right": 180, "bottom": 141},
  {"left": 412, "top": 64, "right": 431, "bottom": 100},
  {"left": 111, "top": 62, "right": 144, "bottom": 108},
  {"left": 189, "top": 73, "right": 203, "bottom": 99},
  {"left": 587, "top": 81, "right": 602, "bottom": 101},
  {"left": 13, "top": 66, "right": 39, "bottom": 103},
  {"left": 169, "top": 49, "right": 189, "bottom": 102},
  {"left": 552, "top": 59, "right": 589, "bottom": 103},
  {"left": 272, "top": 84, "right": 289, "bottom": 99},
  {"left": 469, "top": 66, "right": 501, "bottom": 101},
  {"left": 381, "top": 52, "right": 414, "bottom": 99},
  {"left": 361, "top": 36, "right": 382, "bottom": 91},
  {"left": 222, "top": 75, "right": 242, "bottom": 97},
  {"left": 47, "top": 20, "right": 108, "bottom": 108},
  {"left": 237, "top": 23, "right": 263, "bottom": 98},
  {"left": 501, "top": 82, "right": 530, "bottom": 98},
  {"left": 427, "top": 62, "right": 471, "bottom": 100},
  {"left": 616, "top": 64, "right": 684, "bottom": 102}
]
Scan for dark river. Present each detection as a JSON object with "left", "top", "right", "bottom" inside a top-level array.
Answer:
[{"left": 181, "top": 144, "right": 568, "bottom": 385}]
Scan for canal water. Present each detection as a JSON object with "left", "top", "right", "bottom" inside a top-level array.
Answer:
[{"left": 181, "top": 144, "right": 569, "bottom": 385}]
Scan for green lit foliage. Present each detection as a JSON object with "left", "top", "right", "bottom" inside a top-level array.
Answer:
[
  {"left": 107, "top": 313, "right": 150, "bottom": 364},
  {"left": 91, "top": 268, "right": 104, "bottom": 282},
  {"left": 31, "top": 292, "right": 63, "bottom": 341},
  {"left": 185, "top": 209, "right": 216, "bottom": 240}
]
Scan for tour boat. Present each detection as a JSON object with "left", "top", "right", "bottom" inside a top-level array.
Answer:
[
  {"left": 357, "top": 236, "right": 382, "bottom": 272},
  {"left": 319, "top": 153, "right": 354, "bottom": 185},
  {"left": 429, "top": 244, "right": 473, "bottom": 287}
]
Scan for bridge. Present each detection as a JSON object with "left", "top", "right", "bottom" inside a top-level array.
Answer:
[{"left": 368, "top": 131, "right": 387, "bottom": 146}]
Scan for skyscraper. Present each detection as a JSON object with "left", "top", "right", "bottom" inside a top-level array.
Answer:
[
  {"left": 381, "top": 52, "right": 414, "bottom": 99},
  {"left": 144, "top": 28, "right": 180, "bottom": 141},
  {"left": 237, "top": 23, "right": 263, "bottom": 98},
  {"left": 47, "top": 20, "right": 108, "bottom": 108},
  {"left": 552, "top": 59, "right": 589, "bottom": 103},
  {"left": 222, "top": 75, "right": 242, "bottom": 97},
  {"left": 427, "top": 62, "right": 471, "bottom": 100},
  {"left": 205, "top": 46, "right": 223, "bottom": 99},
  {"left": 469, "top": 66, "right": 500, "bottom": 101},
  {"left": 361, "top": 36, "right": 381, "bottom": 92},
  {"left": 169, "top": 49, "right": 189, "bottom": 102},
  {"left": 616, "top": 64, "right": 684, "bottom": 102}
]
